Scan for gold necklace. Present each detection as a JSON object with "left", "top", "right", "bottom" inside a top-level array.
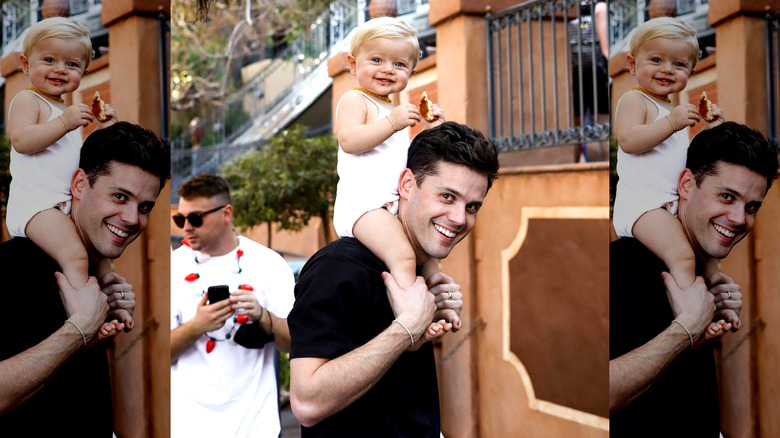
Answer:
[
  {"left": 632, "top": 87, "right": 671, "bottom": 104},
  {"left": 25, "top": 87, "right": 64, "bottom": 104},
  {"left": 352, "top": 87, "right": 392, "bottom": 103}
]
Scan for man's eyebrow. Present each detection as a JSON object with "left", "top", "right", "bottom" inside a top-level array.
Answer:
[
  {"left": 437, "top": 185, "right": 484, "bottom": 207},
  {"left": 717, "top": 185, "right": 764, "bottom": 205},
  {"left": 109, "top": 185, "right": 133, "bottom": 195}
]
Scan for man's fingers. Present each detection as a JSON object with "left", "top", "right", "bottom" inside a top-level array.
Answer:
[
  {"left": 54, "top": 271, "right": 73, "bottom": 291},
  {"left": 382, "top": 271, "right": 400, "bottom": 293}
]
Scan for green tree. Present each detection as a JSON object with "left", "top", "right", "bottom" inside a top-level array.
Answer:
[{"left": 221, "top": 125, "right": 337, "bottom": 247}]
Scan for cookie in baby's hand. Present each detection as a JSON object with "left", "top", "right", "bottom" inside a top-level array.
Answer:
[
  {"left": 91, "top": 91, "right": 109, "bottom": 122},
  {"left": 419, "top": 91, "right": 437, "bottom": 123},
  {"left": 698, "top": 91, "right": 715, "bottom": 122}
]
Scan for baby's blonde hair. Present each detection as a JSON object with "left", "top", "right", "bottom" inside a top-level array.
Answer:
[
  {"left": 22, "top": 17, "right": 94, "bottom": 69},
  {"left": 629, "top": 17, "right": 700, "bottom": 69},
  {"left": 349, "top": 16, "right": 421, "bottom": 70}
]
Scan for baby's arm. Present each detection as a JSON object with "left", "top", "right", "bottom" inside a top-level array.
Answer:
[
  {"left": 7, "top": 93, "right": 93, "bottom": 154},
  {"left": 614, "top": 92, "right": 699, "bottom": 154},
  {"left": 353, "top": 209, "right": 417, "bottom": 289},
  {"left": 335, "top": 91, "right": 421, "bottom": 154},
  {"left": 26, "top": 209, "right": 90, "bottom": 289}
]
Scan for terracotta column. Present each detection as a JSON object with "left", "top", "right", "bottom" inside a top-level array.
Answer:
[
  {"left": 100, "top": 1, "right": 170, "bottom": 437},
  {"left": 427, "top": 2, "right": 523, "bottom": 436},
  {"left": 708, "top": 1, "right": 780, "bottom": 437}
]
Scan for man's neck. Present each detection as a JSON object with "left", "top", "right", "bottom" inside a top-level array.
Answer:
[{"left": 200, "top": 232, "right": 240, "bottom": 257}]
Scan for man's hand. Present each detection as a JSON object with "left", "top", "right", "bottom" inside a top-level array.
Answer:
[
  {"left": 707, "top": 271, "right": 742, "bottom": 331},
  {"left": 663, "top": 272, "right": 715, "bottom": 342},
  {"left": 427, "top": 272, "right": 463, "bottom": 332},
  {"left": 230, "top": 289, "right": 262, "bottom": 322},
  {"left": 191, "top": 293, "right": 234, "bottom": 333},
  {"left": 383, "top": 272, "right": 436, "bottom": 345},
  {"left": 55, "top": 272, "right": 108, "bottom": 342},
  {"left": 100, "top": 271, "right": 135, "bottom": 331}
]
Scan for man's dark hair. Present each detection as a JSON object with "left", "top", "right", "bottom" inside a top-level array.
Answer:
[
  {"left": 687, "top": 121, "right": 779, "bottom": 192},
  {"left": 407, "top": 121, "right": 500, "bottom": 190},
  {"left": 176, "top": 173, "right": 232, "bottom": 205},
  {"left": 79, "top": 122, "right": 170, "bottom": 193}
]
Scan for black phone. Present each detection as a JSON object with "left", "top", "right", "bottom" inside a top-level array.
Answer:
[{"left": 207, "top": 285, "right": 230, "bottom": 303}]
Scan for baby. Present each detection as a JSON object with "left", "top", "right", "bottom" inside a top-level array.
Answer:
[
  {"left": 6, "top": 17, "right": 127, "bottom": 340},
  {"left": 333, "top": 17, "right": 455, "bottom": 345},
  {"left": 613, "top": 17, "right": 736, "bottom": 340}
]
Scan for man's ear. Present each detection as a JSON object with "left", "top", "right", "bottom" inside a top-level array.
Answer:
[
  {"left": 398, "top": 168, "right": 416, "bottom": 200},
  {"left": 223, "top": 204, "right": 234, "bottom": 224},
  {"left": 71, "top": 169, "right": 88, "bottom": 201},
  {"left": 678, "top": 168, "right": 695, "bottom": 201}
]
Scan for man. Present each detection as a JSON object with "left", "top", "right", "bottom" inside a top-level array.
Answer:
[
  {"left": 288, "top": 122, "right": 500, "bottom": 436},
  {"left": 170, "top": 174, "right": 295, "bottom": 438},
  {"left": 610, "top": 122, "right": 779, "bottom": 436},
  {"left": 0, "top": 122, "right": 170, "bottom": 435}
]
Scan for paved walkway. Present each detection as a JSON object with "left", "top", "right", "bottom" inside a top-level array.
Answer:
[{"left": 280, "top": 402, "right": 301, "bottom": 437}]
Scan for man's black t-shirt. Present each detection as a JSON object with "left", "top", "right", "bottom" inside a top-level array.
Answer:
[
  {"left": 288, "top": 238, "right": 440, "bottom": 438},
  {"left": 610, "top": 237, "right": 719, "bottom": 437},
  {"left": 0, "top": 238, "right": 113, "bottom": 436}
]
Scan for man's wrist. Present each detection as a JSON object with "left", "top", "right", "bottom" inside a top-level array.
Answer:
[{"left": 671, "top": 320, "right": 693, "bottom": 347}]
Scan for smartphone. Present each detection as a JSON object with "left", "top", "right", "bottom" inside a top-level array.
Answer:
[{"left": 207, "top": 285, "right": 230, "bottom": 303}]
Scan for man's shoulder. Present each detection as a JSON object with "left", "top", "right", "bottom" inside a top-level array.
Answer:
[
  {"left": 299, "top": 238, "right": 384, "bottom": 281},
  {"left": 610, "top": 237, "right": 658, "bottom": 263},
  {"left": 0, "top": 237, "right": 49, "bottom": 261},
  {"left": 312, "top": 237, "right": 380, "bottom": 265}
]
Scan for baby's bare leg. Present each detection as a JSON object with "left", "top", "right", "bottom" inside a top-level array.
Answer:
[
  {"left": 353, "top": 209, "right": 417, "bottom": 288},
  {"left": 26, "top": 209, "right": 89, "bottom": 287},
  {"left": 633, "top": 208, "right": 696, "bottom": 287}
]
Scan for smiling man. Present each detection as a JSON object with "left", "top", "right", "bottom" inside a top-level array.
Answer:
[
  {"left": 609, "top": 122, "right": 779, "bottom": 437},
  {"left": 288, "top": 122, "right": 499, "bottom": 437},
  {"left": 0, "top": 122, "right": 169, "bottom": 435}
]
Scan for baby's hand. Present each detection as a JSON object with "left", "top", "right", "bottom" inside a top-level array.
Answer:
[
  {"left": 62, "top": 103, "right": 94, "bottom": 132},
  {"left": 668, "top": 103, "right": 700, "bottom": 132},
  {"left": 702, "top": 103, "right": 725, "bottom": 129},
  {"left": 96, "top": 103, "right": 118, "bottom": 129},
  {"left": 389, "top": 103, "right": 422, "bottom": 131},
  {"left": 423, "top": 103, "right": 446, "bottom": 128}
]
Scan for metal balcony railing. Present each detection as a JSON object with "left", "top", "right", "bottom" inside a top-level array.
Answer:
[
  {"left": 768, "top": 12, "right": 780, "bottom": 147},
  {"left": 609, "top": 0, "right": 711, "bottom": 55},
  {"left": 486, "top": 0, "right": 610, "bottom": 153},
  {"left": 2, "top": 0, "right": 104, "bottom": 63}
]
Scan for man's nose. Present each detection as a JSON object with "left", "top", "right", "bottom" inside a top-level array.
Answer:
[
  {"left": 447, "top": 205, "right": 466, "bottom": 226},
  {"left": 120, "top": 205, "right": 140, "bottom": 225},
  {"left": 726, "top": 204, "right": 747, "bottom": 226}
]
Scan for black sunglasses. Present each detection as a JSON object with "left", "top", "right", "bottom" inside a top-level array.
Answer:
[{"left": 172, "top": 205, "right": 226, "bottom": 228}]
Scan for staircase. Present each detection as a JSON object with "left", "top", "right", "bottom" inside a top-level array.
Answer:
[{"left": 170, "top": 0, "right": 432, "bottom": 198}]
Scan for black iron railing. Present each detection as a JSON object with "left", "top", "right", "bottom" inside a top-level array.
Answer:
[{"left": 486, "top": 0, "right": 610, "bottom": 153}]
